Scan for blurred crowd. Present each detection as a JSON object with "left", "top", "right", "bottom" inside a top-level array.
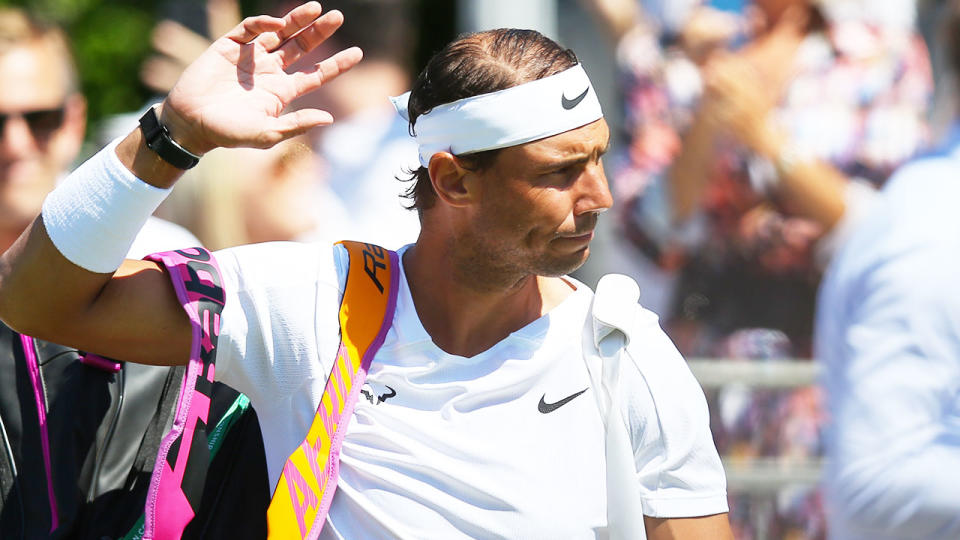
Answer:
[
  {"left": 2, "top": 0, "right": 957, "bottom": 538},
  {"left": 591, "top": 0, "right": 937, "bottom": 538},
  {"left": 589, "top": 0, "right": 960, "bottom": 538}
]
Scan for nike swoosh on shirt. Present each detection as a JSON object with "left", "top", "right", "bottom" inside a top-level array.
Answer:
[
  {"left": 561, "top": 88, "right": 590, "bottom": 110},
  {"left": 538, "top": 388, "right": 588, "bottom": 414}
]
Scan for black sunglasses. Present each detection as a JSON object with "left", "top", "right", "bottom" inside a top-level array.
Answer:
[{"left": 0, "top": 107, "right": 67, "bottom": 140}]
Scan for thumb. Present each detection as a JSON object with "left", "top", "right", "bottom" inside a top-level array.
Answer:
[{"left": 261, "top": 108, "right": 334, "bottom": 146}]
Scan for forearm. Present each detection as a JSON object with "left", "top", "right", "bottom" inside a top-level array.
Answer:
[
  {"left": 667, "top": 113, "right": 718, "bottom": 222},
  {"left": 579, "top": 0, "right": 640, "bottom": 41},
  {"left": 0, "top": 126, "right": 187, "bottom": 356},
  {"left": 754, "top": 135, "right": 847, "bottom": 231},
  {"left": 644, "top": 513, "right": 734, "bottom": 540}
]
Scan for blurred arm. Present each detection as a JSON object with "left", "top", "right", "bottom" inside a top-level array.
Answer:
[
  {"left": 645, "top": 514, "right": 734, "bottom": 540},
  {"left": 578, "top": 0, "right": 640, "bottom": 41},
  {"left": 665, "top": 106, "right": 722, "bottom": 223}
]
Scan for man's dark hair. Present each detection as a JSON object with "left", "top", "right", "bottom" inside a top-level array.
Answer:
[{"left": 401, "top": 28, "right": 578, "bottom": 213}]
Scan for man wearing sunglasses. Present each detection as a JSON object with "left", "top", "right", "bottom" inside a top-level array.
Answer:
[
  {"left": 0, "top": 8, "right": 208, "bottom": 537},
  {"left": 0, "top": 11, "right": 84, "bottom": 254},
  {"left": 0, "top": 9, "right": 196, "bottom": 256}
]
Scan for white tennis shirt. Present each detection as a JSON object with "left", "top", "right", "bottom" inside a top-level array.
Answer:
[{"left": 213, "top": 241, "right": 727, "bottom": 538}]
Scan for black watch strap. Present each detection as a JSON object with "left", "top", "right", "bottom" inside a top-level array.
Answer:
[{"left": 138, "top": 106, "right": 201, "bottom": 170}]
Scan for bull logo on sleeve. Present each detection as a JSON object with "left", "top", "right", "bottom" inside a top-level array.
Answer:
[{"left": 360, "top": 382, "right": 396, "bottom": 405}]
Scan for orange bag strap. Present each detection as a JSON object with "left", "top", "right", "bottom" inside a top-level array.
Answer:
[{"left": 266, "top": 241, "right": 399, "bottom": 539}]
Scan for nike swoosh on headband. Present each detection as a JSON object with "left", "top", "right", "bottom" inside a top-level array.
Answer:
[
  {"left": 561, "top": 88, "right": 590, "bottom": 110},
  {"left": 392, "top": 64, "right": 603, "bottom": 167}
]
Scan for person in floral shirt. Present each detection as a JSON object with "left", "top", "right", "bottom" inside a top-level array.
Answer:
[
  {"left": 611, "top": 0, "right": 932, "bottom": 537},
  {"left": 615, "top": 0, "right": 931, "bottom": 358}
]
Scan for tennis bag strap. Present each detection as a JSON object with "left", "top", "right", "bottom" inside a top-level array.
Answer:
[
  {"left": 141, "top": 248, "right": 226, "bottom": 540},
  {"left": 266, "top": 241, "right": 399, "bottom": 540}
]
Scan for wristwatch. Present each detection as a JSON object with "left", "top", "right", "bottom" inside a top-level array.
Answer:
[{"left": 138, "top": 106, "right": 201, "bottom": 170}]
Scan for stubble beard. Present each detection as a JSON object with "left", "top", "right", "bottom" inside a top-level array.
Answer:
[{"left": 450, "top": 230, "right": 590, "bottom": 294}]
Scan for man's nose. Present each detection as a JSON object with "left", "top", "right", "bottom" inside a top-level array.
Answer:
[
  {"left": 574, "top": 161, "right": 613, "bottom": 216},
  {"left": 0, "top": 114, "right": 40, "bottom": 159}
]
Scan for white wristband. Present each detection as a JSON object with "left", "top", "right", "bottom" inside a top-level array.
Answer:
[{"left": 41, "top": 136, "right": 173, "bottom": 273}]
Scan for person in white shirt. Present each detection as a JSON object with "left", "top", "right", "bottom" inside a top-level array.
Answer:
[
  {"left": 0, "top": 7, "right": 199, "bottom": 537},
  {"left": 815, "top": 5, "right": 960, "bottom": 538},
  {"left": 0, "top": 3, "right": 732, "bottom": 538}
]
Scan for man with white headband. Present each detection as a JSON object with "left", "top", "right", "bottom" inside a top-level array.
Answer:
[{"left": 0, "top": 2, "right": 731, "bottom": 538}]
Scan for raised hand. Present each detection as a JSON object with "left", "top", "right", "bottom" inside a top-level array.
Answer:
[
  {"left": 701, "top": 53, "right": 780, "bottom": 156},
  {"left": 160, "top": 2, "right": 362, "bottom": 154}
]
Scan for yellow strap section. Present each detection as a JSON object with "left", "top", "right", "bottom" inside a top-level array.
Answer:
[{"left": 266, "top": 241, "right": 395, "bottom": 539}]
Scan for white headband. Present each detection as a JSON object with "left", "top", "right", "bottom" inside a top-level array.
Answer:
[{"left": 391, "top": 64, "right": 603, "bottom": 167}]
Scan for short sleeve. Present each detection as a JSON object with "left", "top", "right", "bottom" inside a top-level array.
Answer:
[
  {"left": 213, "top": 241, "right": 343, "bottom": 406},
  {"left": 620, "top": 311, "right": 728, "bottom": 517}
]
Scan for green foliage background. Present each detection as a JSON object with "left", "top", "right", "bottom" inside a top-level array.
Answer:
[
  {"left": 0, "top": 0, "right": 453, "bottom": 138},
  {"left": 0, "top": 0, "right": 159, "bottom": 135}
]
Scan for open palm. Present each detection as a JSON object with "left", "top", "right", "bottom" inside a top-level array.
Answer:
[{"left": 163, "top": 2, "right": 362, "bottom": 153}]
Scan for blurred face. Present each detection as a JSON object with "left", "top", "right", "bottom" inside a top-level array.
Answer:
[
  {"left": 463, "top": 119, "right": 613, "bottom": 278},
  {"left": 0, "top": 41, "right": 85, "bottom": 232}
]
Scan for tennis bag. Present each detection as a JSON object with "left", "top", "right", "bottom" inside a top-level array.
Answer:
[
  {"left": 139, "top": 241, "right": 399, "bottom": 540},
  {"left": 0, "top": 248, "right": 269, "bottom": 539}
]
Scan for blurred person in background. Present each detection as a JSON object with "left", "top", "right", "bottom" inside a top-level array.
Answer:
[
  {"left": 613, "top": 0, "right": 931, "bottom": 359},
  {"left": 599, "top": 0, "right": 932, "bottom": 536},
  {"left": 0, "top": 8, "right": 195, "bottom": 256},
  {"left": 157, "top": 137, "right": 323, "bottom": 249},
  {"left": 0, "top": 7, "right": 201, "bottom": 537},
  {"left": 285, "top": 0, "right": 421, "bottom": 249},
  {"left": 815, "top": 2, "right": 960, "bottom": 537}
]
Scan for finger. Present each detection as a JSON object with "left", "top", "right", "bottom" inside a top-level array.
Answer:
[
  {"left": 259, "top": 109, "right": 335, "bottom": 147},
  {"left": 208, "top": 0, "right": 242, "bottom": 38},
  {"left": 291, "top": 46, "right": 363, "bottom": 96},
  {"left": 140, "top": 56, "right": 185, "bottom": 94},
  {"left": 225, "top": 14, "right": 285, "bottom": 44},
  {"left": 258, "top": 1, "right": 326, "bottom": 51},
  {"left": 152, "top": 20, "right": 210, "bottom": 65},
  {"left": 275, "top": 10, "right": 345, "bottom": 69}
]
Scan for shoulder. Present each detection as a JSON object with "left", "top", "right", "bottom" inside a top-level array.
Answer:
[
  {"left": 830, "top": 155, "right": 960, "bottom": 284},
  {"left": 214, "top": 241, "right": 342, "bottom": 295},
  {"left": 591, "top": 273, "right": 707, "bottom": 429},
  {"left": 882, "top": 155, "right": 960, "bottom": 212},
  {"left": 819, "top": 154, "right": 960, "bottom": 344}
]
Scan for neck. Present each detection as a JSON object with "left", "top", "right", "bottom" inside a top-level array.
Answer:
[{"left": 404, "top": 226, "right": 574, "bottom": 358}]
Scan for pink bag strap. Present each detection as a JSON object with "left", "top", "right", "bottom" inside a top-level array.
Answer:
[
  {"left": 17, "top": 334, "right": 59, "bottom": 533},
  {"left": 141, "top": 248, "right": 225, "bottom": 540}
]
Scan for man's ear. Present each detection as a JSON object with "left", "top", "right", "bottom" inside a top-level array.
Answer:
[
  {"left": 51, "top": 93, "right": 86, "bottom": 168},
  {"left": 427, "top": 152, "right": 480, "bottom": 208},
  {"left": 63, "top": 93, "right": 86, "bottom": 143}
]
